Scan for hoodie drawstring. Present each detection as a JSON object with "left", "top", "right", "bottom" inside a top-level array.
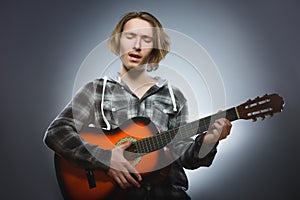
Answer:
[
  {"left": 168, "top": 82, "right": 177, "bottom": 112},
  {"left": 101, "top": 76, "right": 111, "bottom": 130}
]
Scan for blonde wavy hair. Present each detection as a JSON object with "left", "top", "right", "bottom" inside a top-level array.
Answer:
[{"left": 108, "top": 12, "right": 170, "bottom": 71}]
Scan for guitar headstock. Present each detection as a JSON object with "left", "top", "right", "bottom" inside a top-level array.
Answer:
[{"left": 236, "top": 93, "right": 284, "bottom": 121}]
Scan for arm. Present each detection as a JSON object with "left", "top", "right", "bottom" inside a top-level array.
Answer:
[
  {"left": 43, "top": 81, "right": 111, "bottom": 172},
  {"left": 44, "top": 80, "right": 142, "bottom": 189}
]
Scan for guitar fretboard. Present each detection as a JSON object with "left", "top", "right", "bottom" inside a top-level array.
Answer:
[{"left": 124, "top": 107, "right": 238, "bottom": 160}]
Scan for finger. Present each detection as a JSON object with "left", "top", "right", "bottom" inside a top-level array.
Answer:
[
  {"left": 212, "top": 121, "right": 222, "bottom": 132},
  {"left": 209, "top": 120, "right": 221, "bottom": 131},
  {"left": 217, "top": 119, "right": 231, "bottom": 130},
  {"left": 126, "top": 163, "right": 142, "bottom": 181},
  {"left": 212, "top": 129, "right": 220, "bottom": 138},
  {"left": 119, "top": 141, "right": 133, "bottom": 150},
  {"left": 224, "top": 120, "right": 232, "bottom": 135},
  {"left": 109, "top": 168, "right": 128, "bottom": 189},
  {"left": 216, "top": 119, "right": 229, "bottom": 132},
  {"left": 119, "top": 163, "right": 141, "bottom": 188},
  {"left": 114, "top": 176, "right": 125, "bottom": 189},
  {"left": 133, "top": 172, "right": 142, "bottom": 182},
  {"left": 215, "top": 118, "right": 226, "bottom": 126},
  {"left": 123, "top": 172, "right": 141, "bottom": 188},
  {"left": 212, "top": 120, "right": 227, "bottom": 139},
  {"left": 116, "top": 165, "right": 137, "bottom": 188},
  {"left": 119, "top": 172, "right": 132, "bottom": 189},
  {"left": 225, "top": 119, "right": 232, "bottom": 129}
]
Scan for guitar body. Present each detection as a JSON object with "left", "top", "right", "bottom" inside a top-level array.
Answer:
[{"left": 54, "top": 117, "right": 170, "bottom": 200}]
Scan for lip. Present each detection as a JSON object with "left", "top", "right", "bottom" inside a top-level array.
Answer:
[{"left": 128, "top": 53, "right": 142, "bottom": 61}]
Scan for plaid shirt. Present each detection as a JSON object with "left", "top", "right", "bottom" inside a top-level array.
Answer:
[{"left": 44, "top": 75, "right": 218, "bottom": 199}]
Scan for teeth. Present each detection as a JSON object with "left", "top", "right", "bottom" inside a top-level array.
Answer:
[{"left": 129, "top": 54, "right": 141, "bottom": 58}]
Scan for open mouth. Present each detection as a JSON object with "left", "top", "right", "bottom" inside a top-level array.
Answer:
[{"left": 129, "top": 53, "right": 142, "bottom": 59}]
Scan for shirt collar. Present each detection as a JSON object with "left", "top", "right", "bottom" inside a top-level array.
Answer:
[{"left": 108, "top": 72, "right": 168, "bottom": 88}]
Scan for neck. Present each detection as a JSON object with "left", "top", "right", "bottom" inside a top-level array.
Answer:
[
  {"left": 119, "top": 65, "right": 157, "bottom": 98},
  {"left": 120, "top": 65, "right": 147, "bottom": 80}
]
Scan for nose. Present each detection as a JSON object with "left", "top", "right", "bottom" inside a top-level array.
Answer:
[
  {"left": 133, "top": 37, "right": 141, "bottom": 51},
  {"left": 133, "top": 46, "right": 141, "bottom": 51}
]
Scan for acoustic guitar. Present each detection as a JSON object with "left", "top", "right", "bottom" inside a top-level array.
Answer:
[{"left": 54, "top": 93, "right": 284, "bottom": 200}]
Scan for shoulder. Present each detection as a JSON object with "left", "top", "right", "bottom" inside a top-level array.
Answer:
[
  {"left": 88, "top": 77, "right": 119, "bottom": 90},
  {"left": 158, "top": 82, "right": 187, "bottom": 112}
]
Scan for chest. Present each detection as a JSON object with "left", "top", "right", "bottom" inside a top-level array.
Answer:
[{"left": 97, "top": 85, "right": 177, "bottom": 131}]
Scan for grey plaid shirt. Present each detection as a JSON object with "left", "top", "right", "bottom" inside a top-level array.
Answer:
[{"left": 44, "top": 75, "right": 218, "bottom": 199}]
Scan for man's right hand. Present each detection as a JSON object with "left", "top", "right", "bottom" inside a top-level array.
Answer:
[{"left": 107, "top": 141, "right": 142, "bottom": 189}]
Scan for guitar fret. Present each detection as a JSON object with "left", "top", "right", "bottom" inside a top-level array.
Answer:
[
  {"left": 152, "top": 136, "right": 157, "bottom": 151},
  {"left": 167, "top": 130, "right": 172, "bottom": 142},
  {"left": 136, "top": 140, "right": 142, "bottom": 153},
  {"left": 148, "top": 138, "right": 153, "bottom": 152},
  {"left": 143, "top": 140, "right": 147, "bottom": 153},
  {"left": 160, "top": 134, "right": 165, "bottom": 147},
  {"left": 172, "top": 128, "right": 178, "bottom": 142},
  {"left": 163, "top": 132, "right": 168, "bottom": 145},
  {"left": 158, "top": 134, "right": 164, "bottom": 148},
  {"left": 155, "top": 133, "right": 159, "bottom": 146},
  {"left": 144, "top": 138, "right": 150, "bottom": 153},
  {"left": 156, "top": 135, "right": 161, "bottom": 148},
  {"left": 135, "top": 140, "right": 141, "bottom": 154},
  {"left": 169, "top": 130, "right": 173, "bottom": 142},
  {"left": 152, "top": 138, "right": 157, "bottom": 151},
  {"left": 140, "top": 139, "right": 145, "bottom": 153}
]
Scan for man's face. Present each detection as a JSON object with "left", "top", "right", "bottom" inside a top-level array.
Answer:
[{"left": 119, "top": 18, "right": 154, "bottom": 71}]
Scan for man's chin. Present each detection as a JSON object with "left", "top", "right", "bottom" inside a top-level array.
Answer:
[{"left": 125, "top": 64, "right": 147, "bottom": 71}]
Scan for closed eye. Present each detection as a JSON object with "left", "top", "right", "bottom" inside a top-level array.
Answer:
[
  {"left": 124, "top": 32, "right": 136, "bottom": 39},
  {"left": 143, "top": 36, "right": 153, "bottom": 43}
]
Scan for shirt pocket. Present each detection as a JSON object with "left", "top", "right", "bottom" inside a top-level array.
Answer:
[
  {"left": 102, "top": 98, "right": 129, "bottom": 127},
  {"left": 152, "top": 101, "right": 177, "bottom": 131}
]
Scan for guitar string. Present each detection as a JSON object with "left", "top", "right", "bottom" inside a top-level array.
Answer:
[
  {"left": 136, "top": 109, "right": 237, "bottom": 154},
  {"left": 132, "top": 108, "right": 238, "bottom": 154}
]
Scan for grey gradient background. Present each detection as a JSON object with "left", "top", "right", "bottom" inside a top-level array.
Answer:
[{"left": 1, "top": 0, "right": 299, "bottom": 199}]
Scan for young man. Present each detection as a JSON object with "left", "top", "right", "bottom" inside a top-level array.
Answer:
[{"left": 44, "top": 12, "right": 232, "bottom": 199}]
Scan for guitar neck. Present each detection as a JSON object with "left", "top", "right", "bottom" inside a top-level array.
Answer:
[
  {"left": 130, "top": 107, "right": 239, "bottom": 157},
  {"left": 174, "top": 107, "right": 239, "bottom": 140}
]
